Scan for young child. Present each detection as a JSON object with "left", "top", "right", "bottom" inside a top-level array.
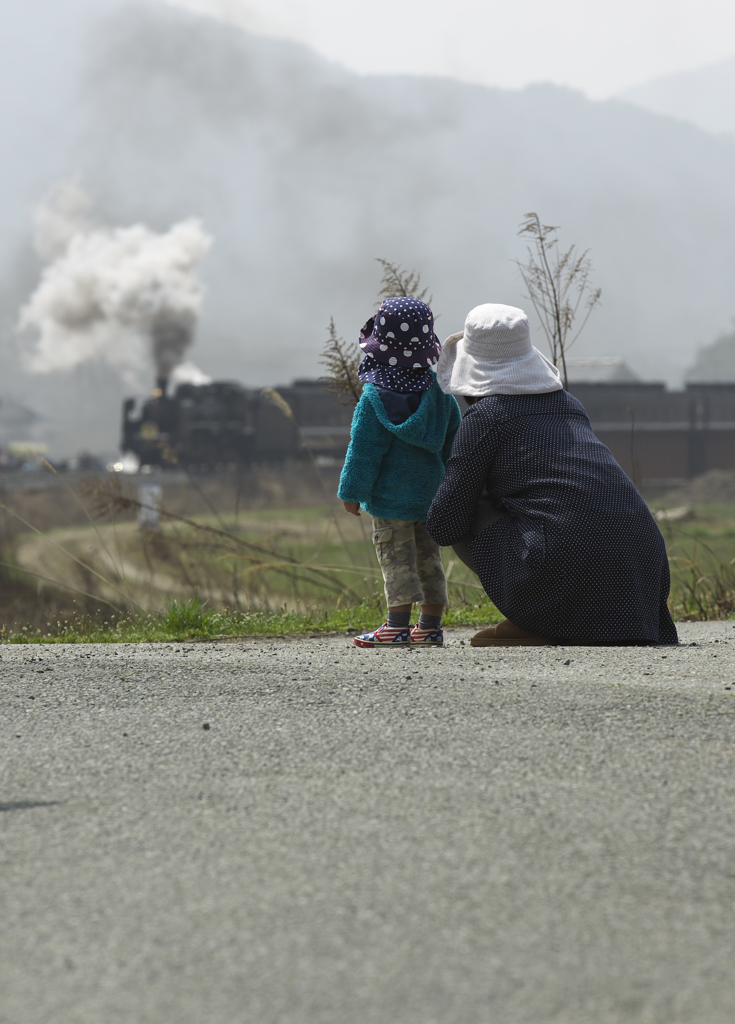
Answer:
[{"left": 338, "top": 297, "right": 461, "bottom": 647}]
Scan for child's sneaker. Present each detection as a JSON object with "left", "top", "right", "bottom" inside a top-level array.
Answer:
[
  {"left": 409, "top": 623, "right": 444, "bottom": 646},
  {"left": 353, "top": 622, "right": 411, "bottom": 648}
]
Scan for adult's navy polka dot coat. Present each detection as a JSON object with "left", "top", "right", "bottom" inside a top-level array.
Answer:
[{"left": 426, "top": 390, "right": 678, "bottom": 645}]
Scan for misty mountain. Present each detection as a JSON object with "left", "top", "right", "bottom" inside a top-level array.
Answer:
[
  {"left": 620, "top": 56, "right": 735, "bottom": 137},
  {"left": 2, "top": 0, "right": 735, "bottom": 455}
]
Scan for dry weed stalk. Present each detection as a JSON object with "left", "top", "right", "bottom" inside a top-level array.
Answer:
[
  {"left": 375, "top": 258, "right": 432, "bottom": 306},
  {"left": 668, "top": 543, "right": 735, "bottom": 620},
  {"left": 0, "top": 557, "right": 125, "bottom": 613},
  {"left": 626, "top": 408, "right": 643, "bottom": 493},
  {"left": 515, "top": 213, "right": 601, "bottom": 389},
  {"left": 320, "top": 259, "right": 432, "bottom": 408},
  {"left": 0, "top": 497, "right": 140, "bottom": 611},
  {"left": 319, "top": 318, "right": 363, "bottom": 407},
  {"left": 80, "top": 476, "right": 362, "bottom": 601},
  {"left": 260, "top": 388, "right": 360, "bottom": 566}
]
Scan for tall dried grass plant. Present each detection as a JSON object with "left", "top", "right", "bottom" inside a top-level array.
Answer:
[
  {"left": 319, "top": 318, "right": 363, "bottom": 407},
  {"left": 515, "top": 213, "right": 601, "bottom": 389},
  {"left": 374, "top": 257, "right": 432, "bottom": 306},
  {"left": 665, "top": 534, "right": 735, "bottom": 620},
  {"left": 260, "top": 387, "right": 363, "bottom": 567},
  {"left": 82, "top": 474, "right": 367, "bottom": 604},
  {"left": 320, "top": 259, "right": 432, "bottom": 407}
]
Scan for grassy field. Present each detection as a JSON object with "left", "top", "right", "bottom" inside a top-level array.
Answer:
[
  {"left": 5, "top": 502, "right": 502, "bottom": 643},
  {"left": 5, "top": 488, "right": 735, "bottom": 644},
  {"left": 655, "top": 503, "right": 735, "bottom": 620},
  {"left": 1, "top": 596, "right": 505, "bottom": 645},
  {"left": 11, "top": 504, "right": 488, "bottom": 608}
]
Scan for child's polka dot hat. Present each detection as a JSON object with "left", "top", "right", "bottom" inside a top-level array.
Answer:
[{"left": 357, "top": 297, "right": 441, "bottom": 393}]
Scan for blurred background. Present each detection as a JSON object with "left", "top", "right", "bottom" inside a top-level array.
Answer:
[
  {"left": 1, "top": 0, "right": 734, "bottom": 631},
  {"left": 2, "top": 0, "right": 735, "bottom": 458}
]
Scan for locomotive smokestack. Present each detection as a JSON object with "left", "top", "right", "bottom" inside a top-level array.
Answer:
[
  {"left": 151, "top": 313, "right": 195, "bottom": 387},
  {"left": 153, "top": 375, "right": 169, "bottom": 398}
]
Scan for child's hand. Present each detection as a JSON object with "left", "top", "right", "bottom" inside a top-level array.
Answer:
[{"left": 343, "top": 501, "right": 361, "bottom": 516}]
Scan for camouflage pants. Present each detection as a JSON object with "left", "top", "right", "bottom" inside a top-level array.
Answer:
[{"left": 372, "top": 518, "right": 448, "bottom": 607}]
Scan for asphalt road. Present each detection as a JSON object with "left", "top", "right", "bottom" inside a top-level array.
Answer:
[{"left": 2, "top": 623, "right": 735, "bottom": 1024}]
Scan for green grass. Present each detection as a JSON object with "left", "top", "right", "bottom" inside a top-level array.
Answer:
[
  {"left": 19, "top": 495, "right": 735, "bottom": 640},
  {"left": 655, "top": 504, "right": 735, "bottom": 620},
  {"left": 1, "top": 595, "right": 504, "bottom": 644},
  {"left": 10, "top": 503, "right": 486, "bottom": 614}
]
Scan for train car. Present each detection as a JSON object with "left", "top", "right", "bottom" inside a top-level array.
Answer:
[{"left": 121, "top": 377, "right": 352, "bottom": 469}]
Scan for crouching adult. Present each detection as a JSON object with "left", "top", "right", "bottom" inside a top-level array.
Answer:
[{"left": 426, "top": 303, "right": 678, "bottom": 647}]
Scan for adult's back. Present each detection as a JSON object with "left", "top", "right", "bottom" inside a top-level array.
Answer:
[
  {"left": 427, "top": 302, "right": 678, "bottom": 646},
  {"left": 427, "top": 390, "right": 677, "bottom": 644}
]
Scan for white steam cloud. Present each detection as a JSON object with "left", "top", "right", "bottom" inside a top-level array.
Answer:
[
  {"left": 20, "top": 181, "right": 213, "bottom": 388},
  {"left": 170, "top": 360, "right": 213, "bottom": 386}
]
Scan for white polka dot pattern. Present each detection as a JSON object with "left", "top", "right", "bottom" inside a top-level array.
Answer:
[
  {"left": 357, "top": 297, "right": 443, "bottom": 394},
  {"left": 426, "top": 391, "right": 679, "bottom": 645}
]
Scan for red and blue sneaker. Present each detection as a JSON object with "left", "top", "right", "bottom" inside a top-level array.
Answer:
[
  {"left": 353, "top": 622, "right": 411, "bottom": 648},
  {"left": 409, "top": 623, "right": 444, "bottom": 646}
]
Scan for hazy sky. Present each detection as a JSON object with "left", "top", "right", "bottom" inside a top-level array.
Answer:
[{"left": 166, "top": 0, "right": 735, "bottom": 98}]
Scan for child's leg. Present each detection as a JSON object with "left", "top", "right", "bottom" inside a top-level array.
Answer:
[
  {"left": 351, "top": 519, "right": 423, "bottom": 646},
  {"left": 414, "top": 522, "right": 448, "bottom": 628},
  {"left": 372, "top": 518, "right": 424, "bottom": 621}
]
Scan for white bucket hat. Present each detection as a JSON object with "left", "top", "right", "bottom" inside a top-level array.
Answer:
[{"left": 436, "top": 303, "right": 563, "bottom": 397}]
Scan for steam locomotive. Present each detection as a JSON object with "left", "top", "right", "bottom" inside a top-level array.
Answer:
[
  {"left": 122, "top": 372, "right": 735, "bottom": 483},
  {"left": 121, "top": 376, "right": 353, "bottom": 469}
]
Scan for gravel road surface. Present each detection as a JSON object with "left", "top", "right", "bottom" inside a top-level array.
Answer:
[{"left": 2, "top": 623, "right": 735, "bottom": 1024}]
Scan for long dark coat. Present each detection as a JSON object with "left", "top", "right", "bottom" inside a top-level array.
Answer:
[{"left": 426, "top": 391, "right": 678, "bottom": 645}]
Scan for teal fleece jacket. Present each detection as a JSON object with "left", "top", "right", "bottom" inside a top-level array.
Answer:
[{"left": 338, "top": 380, "right": 462, "bottom": 521}]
